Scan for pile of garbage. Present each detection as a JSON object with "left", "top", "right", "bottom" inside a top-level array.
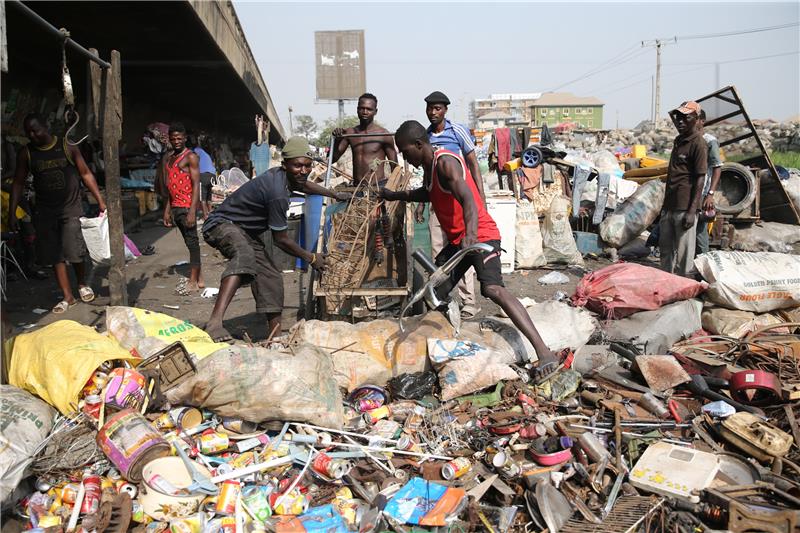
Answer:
[{"left": 2, "top": 248, "right": 800, "bottom": 532}]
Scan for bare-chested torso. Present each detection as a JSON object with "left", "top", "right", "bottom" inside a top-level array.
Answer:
[{"left": 342, "top": 124, "right": 394, "bottom": 183}]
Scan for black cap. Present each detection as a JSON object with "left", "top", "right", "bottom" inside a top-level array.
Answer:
[{"left": 424, "top": 91, "right": 450, "bottom": 105}]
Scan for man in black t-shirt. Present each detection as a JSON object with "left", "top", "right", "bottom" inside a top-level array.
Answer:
[{"left": 202, "top": 137, "right": 348, "bottom": 342}]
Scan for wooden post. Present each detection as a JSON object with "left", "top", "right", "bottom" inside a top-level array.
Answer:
[{"left": 103, "top": 50, "right": 127, "bottom": 305}]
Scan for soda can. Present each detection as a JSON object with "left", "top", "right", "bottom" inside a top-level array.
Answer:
[
  {"left": 311, "top": 452, "right": 350, "bottom": 479},
  {"left": 119, "top": 483, "right": 138, "bottom": 498},
  {"left": 396, "top": 436, "right": 419, "bottom": 452},
  {"left": 242, "top": 485, "right": 272, "bottom": 522},
  {"left": 215, "top": 480, "right": 241, "bottom": 515},
  {"left": 213, "top": 463, "right": 234, "bottom": 477},
  {"left": 83, "top": 395, "right": 102, "bottom": 421},
  {"left": 199, "top": 431, "right": 230, "bottom": 454},
  {"left": 93, "top": 371, "right": 109, "bottom": 390},
  {"left": 269, "top": 489, "right": 308, "bottom": 515},
  {"left": 441, "top": 457, "right": 471, "bottom": 480},
  {"left": 60, "top": 483, "right": 80, "bottom": 504},
  {"left": 81, "top": 473, "right": 102, "bottom": 514},
  {"left": 362, "top": 406, "right": 391, "bottom": 425}
]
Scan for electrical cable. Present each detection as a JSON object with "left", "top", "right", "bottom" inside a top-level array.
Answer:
[
  {"left": 674, "top": 21, "right": 800, "bottom": 41},
  {"left": 547, "top": 44, "right": 646, "bottom": 92}
]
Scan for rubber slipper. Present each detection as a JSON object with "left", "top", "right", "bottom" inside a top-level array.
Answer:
[
  {"left": 52, "top": 300, "right": 77, "bottom": 314},
  {"left": 79, "top": 286, "right": 95, "bottom": 302}
]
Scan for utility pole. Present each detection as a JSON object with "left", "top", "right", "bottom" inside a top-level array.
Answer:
[
  {"left": 338, "top": 99, "right": 345, "bottom": 125},
  {"left": 288, "top": 106, "right": 293, "bottom": 136},
  {"left": 642, "top": 37, "right": 676, "bottom": 124}
]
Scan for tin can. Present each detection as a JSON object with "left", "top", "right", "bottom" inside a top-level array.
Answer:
[
  {"left": 96, "top": 410, "right": 170, "bottom": 483},
  {"left": 205, "top": 517, "right": 236, "bottom": 533},
  {"left": 93, "top": 371, "right": 109, "bottom": 390},
  {"left": 104, "top": 368, "right": 148, "bottom": 411},
  {"left": 169, "top": 513, "right": 204, "bottom": 533},
  {"left": 396, "top": 436, "right": 419, "bottom": 452},
  {"left": 242, "top": 485, "right": 272, "bottom": 522},
  {"left": 362, "top": 405, "right": 391, "bottom": 425},
  {"left": 38, "top": 515, "right": 61, "bottom": 528},
  {"left": 60, "top": 483, "right": 80, "bottom": 504},
  {"left": 221, "top": 417, "right": 259, "bottom": 434},
  {"left": 83, "top": 395, "right": 103, "bottom": 421},
  {"left": 269, "top": 489, "right": 308, "bottom": 515},
  {"left": 169, "top": 407, "right": 203, "bottom": 431},
  {"left": 199, "top": 431, "right": 229, "bottom": 454},
  {"left": 119, "top": 483, "right": 138, "bottom": 498},
  {"left": 441, "top": 457, "right": 471, "bottom": 480},
  {"left": 153, "top": 412, "right": 176, "bottom": 430},
  {"left": 215, "top": 480, "right": 241, "bottom": 515},
  {"left": 81, "top": 474, "right": 102, "bottom": 514},
  {"left": 311, "top": 452, "right": 350, "bottom": 479},
  {"left": 131, "top": 501, "right": 150, "bottom": 524}
]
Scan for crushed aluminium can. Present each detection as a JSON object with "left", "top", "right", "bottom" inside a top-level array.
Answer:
[
  {"left": 442, "top": 457, "right": 472, "bottom": 480},
  {"left": 311, "top": 452, "right": 350, "bottom": 479}
]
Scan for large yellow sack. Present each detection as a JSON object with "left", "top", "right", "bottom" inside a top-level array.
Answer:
[
  {"left": 106, "top": 306, "right": 227, "bottom": 360},
  {"left": 9, "top": 321, "right": 137, "bottom": 415}
]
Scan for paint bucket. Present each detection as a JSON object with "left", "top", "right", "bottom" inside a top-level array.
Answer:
[
  {"left": 96, "top": 409, "right": 170, "bottom": 482},
  {"left": 139, "top": 456, "right": 213, "bottom": 521}
]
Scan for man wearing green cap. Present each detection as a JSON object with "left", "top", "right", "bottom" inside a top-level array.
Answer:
[{"left": 202, "top": 137, "right": 349, "bottom": 342}]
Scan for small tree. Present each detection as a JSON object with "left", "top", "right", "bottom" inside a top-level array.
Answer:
[{"left": 294, "top": 115, "right": 318, "bottom": 140}]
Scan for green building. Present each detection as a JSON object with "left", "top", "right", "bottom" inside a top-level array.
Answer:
[{"left": 530, "top": 92, "right": 604, "bottom": 129}]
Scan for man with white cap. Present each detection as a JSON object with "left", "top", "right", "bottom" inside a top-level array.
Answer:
[{"left": 660, "top": 101, "right": 708, "bottom": 277}]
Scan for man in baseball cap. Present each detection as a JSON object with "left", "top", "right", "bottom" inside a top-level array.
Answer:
[
  {"left": 201, "top": 136, "right": 349, "bottom": 342},
  {"left": 660, "top": 101, "right": 707, "bottom": 277}
]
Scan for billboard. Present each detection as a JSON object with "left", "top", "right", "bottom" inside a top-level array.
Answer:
[{"left": 315, "top": 30, "right": 366, "bottom": 101}]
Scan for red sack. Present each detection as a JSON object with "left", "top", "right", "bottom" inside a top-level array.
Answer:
[{"left": 572, "top": 263, "right": 707, "bottom": 319}]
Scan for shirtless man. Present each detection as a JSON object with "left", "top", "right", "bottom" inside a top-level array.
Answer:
[{"left": 331, "top": 93, "right": 398, "bottom": 183}]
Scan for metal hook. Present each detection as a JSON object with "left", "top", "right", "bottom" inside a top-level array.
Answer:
[{"left": 65, "top": 107, "right": 88, "bottom": 146}]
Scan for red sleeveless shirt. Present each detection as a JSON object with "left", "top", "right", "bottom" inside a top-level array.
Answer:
[
  {"left": 166, "top": 149, "right": 193, "bottom": 208},
  {"left": 428, "top": 149, "right": 500, "bottom": 245}
]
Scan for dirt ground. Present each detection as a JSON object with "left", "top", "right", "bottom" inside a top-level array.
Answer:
[{"left": 3, "top": 213, "right": 624, "bottom": 340}]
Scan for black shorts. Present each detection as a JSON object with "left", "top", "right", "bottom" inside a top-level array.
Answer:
[
  {"left": 203, "top": 221, "right": 283, "bottom": 314},
  {"left": 435, "top": 239, "right": 504, "bottom": 297},
  {"left": 34, "top": 213, "right": 87, "bottom": 265},
  {"left": 199, "top": 173, "right": 214, "bottom": 202}
]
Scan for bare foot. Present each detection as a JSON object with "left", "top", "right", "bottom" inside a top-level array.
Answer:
[
  {"left": 205, "top": 322, "right": 233, "bottom": 343},
  {"left": 186, "top": 281, "right": 202, "bottom": 293}
]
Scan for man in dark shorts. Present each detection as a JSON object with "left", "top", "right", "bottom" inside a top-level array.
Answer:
[
  {"left": 8, "top": 113, "right": 106, "bottom": 313},
  {"left": 162, "top": 123, "right": 203, "bottom": 292},
  {"left": 202, "top": 137, "right": 350, "bottom": 342},
  {"left": 331, "top": 93, "right": 397, "bottom": 183},
  {"left": 382, "top": 120, "right": 557, "bottom": 369}
]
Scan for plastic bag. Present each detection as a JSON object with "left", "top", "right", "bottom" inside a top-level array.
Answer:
[
  {"left": 106, "top": 306, "right": 227, "bottom": 360},
  {"left": 9, "top": 321, "right": 138, "bottom": 415},
  {"left": 603, "top": 299, "right": 703, "bottom": 354},
  {"left": 387, "top": 372, "right": 438, "bottom": 400},
  {"left": 781, "top": 173, "right": 800, "bottom": 212},
  {"left": 599, "top": 180, "right": 665, "bottom": 248},
  {"left": 729, "top": 222, "right": 800, "bottom": 253},
  {"left": 572, "top": 263, "right": 707, "bottom": 319},
  {"left": 427, "top": 339, "right": 518, "bottom": 401},
  {"left": 514, "top": 200, "right": 546, "bottom": 269},
  {"left": 701, "top": 307, "right": 789, "bottom": 338},
  {"left": 694, "top": 251, "right": 800, "bottom": 312},
  {"left": 80, "top": 216, "right": 135, "bottom": 263},
  {"left": 538, "top": 271, "right": 570, "bottom": 285},
  {"left": 1, "top": 386, "right": 57, "bottom": 504},
  {"left": 542, "top": 196, "right": 584, "bottom": 266},
  {"left": 165, "top": 344, "right": 345, "bottom": 428}
]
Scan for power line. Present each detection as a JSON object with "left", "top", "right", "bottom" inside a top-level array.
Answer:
[
  {"left": 665, "top": 50, "right": 800, "bottom": 66},
  {"left": 547, "top": 44, "right": 645, "bottom": 92},
  {"left": 673, "top": 21, "right": 799, "bottom": 41}
]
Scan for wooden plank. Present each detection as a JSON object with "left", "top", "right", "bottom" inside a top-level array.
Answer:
[
  {"left": 103, "top": 50, "right": 127, "bottom": 306},
  {"left": 313, "top": 287, "right": 409, "bottom": 297},
  {"left": 88, "top": 48, "right": 102, "bottom": 133}
]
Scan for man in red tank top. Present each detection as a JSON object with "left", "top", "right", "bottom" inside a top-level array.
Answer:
[
  {"left": 382, "top": 121, "right": 557, "bottom": 369},
  {"left": 162, "top": 123, "right": 203, "bottom": 292}
]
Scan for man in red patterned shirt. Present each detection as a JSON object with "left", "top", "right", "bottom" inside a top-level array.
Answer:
[{"left": 162, "top": 123, "right": 203, "bottom": 292}]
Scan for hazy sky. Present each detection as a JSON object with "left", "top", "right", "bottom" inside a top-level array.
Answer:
[{"left": 235, "top": 1, "right": 800, "bottom": 132}]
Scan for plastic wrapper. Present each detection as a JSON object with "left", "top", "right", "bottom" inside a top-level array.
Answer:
[
  {"left": 599, "top": 179, "right": 665, "bottom": 248},
  {"left": 729, "top": 222, "right": 800, "bottom": 253},
  {"left": 387, "top": 372, "right": 438, "bottom": 400},
  {"left": 542, "top": 195, "right": 584, "bottom": 266}
]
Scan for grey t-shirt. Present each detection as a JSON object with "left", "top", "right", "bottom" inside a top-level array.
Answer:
[{"left": 203, "top": 167, "right": 289, "bottom": 234}]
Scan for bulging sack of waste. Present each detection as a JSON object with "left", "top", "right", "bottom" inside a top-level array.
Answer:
[
  {"left": 515, "top": 200, "right": 546, "bottom": 269},
  {"left": 572, "top": 263, "right": 707, "bottom": 319},
  {"left": 599, "top": 179, "right": 665, "bottom": 248},
  {"left": 427, "top": 339, "right": 518, "bottom": 401},
  {"left": 9, "top": 320, "right": 138, "bottom": 415},
  {"left": 165, "top": 344, "right": 345, "bottom": 429},
  {"left": 106, "top": 306, "right": 228, "bottom": 360},
  {"left": 542, "top": 195, "right": 584, "bottom": 266},
  {"left": 694, "top": 251, "right": 800, "bottom": 312},
  {"left": 0, "top": 386, "right": 56, "bottom": 504}
]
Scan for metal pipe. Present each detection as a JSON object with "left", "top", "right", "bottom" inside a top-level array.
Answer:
[{"left": 9, "top": 0, "right": 111, "bottom": 69}]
